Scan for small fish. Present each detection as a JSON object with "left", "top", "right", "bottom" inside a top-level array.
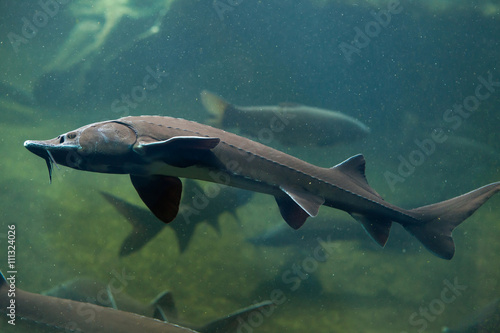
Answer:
[
  {"left": 0, "top": 271, "right": 199, "bottom": 333},
  {"left": 200, "top": 90, "right": 370, "bottom": 146},
  {"left": 442, "top": 298, "right": 500, "bottom": 333},
  {"left": 24, "top": 116, "right": 500, "bottom": 259},
  {"left": 43, "top": 277, "right": 273, "bottom": 333},
  {"left": 101, "top": 180, "right": 253, "bottom": 256}
]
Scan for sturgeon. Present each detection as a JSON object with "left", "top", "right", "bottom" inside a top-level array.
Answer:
[
  {"left": 200, "top": 90, "right": 370, "bottom": 146},
  {"left": 248, "top": 216, "right": 420, "bottom": 254},
  {"left": 442, "top": 298, "right": 500, "bottom": 333},
  {"left": 0, "top": 271, "right": 198, "bottom": 332},
  {"left": 101, "top": 179, "right": 253, "bottom": 256},
  {"left": 42, "top": 277, "right": 273, "bottom": 333},
  {"left": 24, "top": 116, "right": 500, "bottom": 259}
]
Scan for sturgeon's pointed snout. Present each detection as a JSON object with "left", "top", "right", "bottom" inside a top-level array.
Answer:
[
  {"left": 24, "top": 139, "right": 58, "bottom": 183},
  {"left": 24, "top": 139, "right": 46, "bottom": 155},
  {"left": 24, "top": 138, "right": 82, "bottom": 183},
  {"left": 24, "top": 138, "right": 80, "bottom": 156}
]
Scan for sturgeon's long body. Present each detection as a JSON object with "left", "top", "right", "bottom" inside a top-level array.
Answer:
[
  {"left": 200, "top": 90, "right": 370, "bottom": 146},
  {"left": 42, "top": 277, "right": 272, "bottom": 333},
  {"left": 24, "top": 116, "right": 500, "bottom": 259},
  {"left": 0, "top": 272, "right": 198, "bottom": 333}
]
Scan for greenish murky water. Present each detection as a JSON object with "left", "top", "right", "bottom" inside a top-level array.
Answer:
[{"left": 1, "top": 1, "right": 499, "bottom": 332}]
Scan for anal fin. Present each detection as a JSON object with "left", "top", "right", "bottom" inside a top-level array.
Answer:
[{"left": 350, "top": 213, "right": 392, "bottom": 247}]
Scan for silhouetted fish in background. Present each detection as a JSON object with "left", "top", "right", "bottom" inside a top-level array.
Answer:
[
  {"left": 442, "top": 135, "right": 500, "bottom": 161},
  {"left": 248, "top": 215, "right": 421, "bottom": 254},
  {"left": 442, "top": 298, "right": 500, "bottom": 333},
  {"left": 101, "top": 179, "right": 253, "bottom": 256},
  {"left": 0, "top": 271, "right": 198, "bottom": 333},
  {"left": 24, "top": 116, "right": 500, "bottom": 259},
  {"left": 0, "top": 81, "right": 35, "bottom": 106},
  {"left": 200, "top": 90, "right": 370, "bottom": 146},
  {"left": 247, "top": 216, "right": 422, "bottom": 299},
  {"left": 42, "top": 276, "right": 273, "bottom": 333}
]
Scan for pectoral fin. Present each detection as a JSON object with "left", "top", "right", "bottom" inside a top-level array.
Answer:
[
  {"left": 275, "top": 186, "right": 324, "bottom": 229},
  {"left": 134, "top": 136, "right": 220, "bottom": 167},
  {"left": 130, "top": 175, "right": 182, "bottom": 224}
]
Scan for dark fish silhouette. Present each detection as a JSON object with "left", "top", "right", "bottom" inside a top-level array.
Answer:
[
  {"left": 442, "top": 298, "right": 500, "bottom": 333},
  {"left": 0, "top": 271, "right": 198, "bottom": 332},
  {"left": 42, "top": 277, "right": 273, "bottom": 333},
  {"left": 248, "top": 215, "right": 421, "bottom": 254},
  {"left": 24, "top": 116, "right": 500, "bottom": 259},
  {"left": 101, "top": 179, "right": 253, "bottom": 256},
  {"left": 200, "top": 90, "right": 370, "bottom": 146}
]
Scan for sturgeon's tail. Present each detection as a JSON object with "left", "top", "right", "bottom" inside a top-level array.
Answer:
[
  {"left": 406, "top": 182, "right": 500, "bottom": 259},
  {"left": 200, "top": 90, "right": 230, "bottom": 128}
]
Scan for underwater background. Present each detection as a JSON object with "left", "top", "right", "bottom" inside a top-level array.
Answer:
[{"left": 0, "top": 0, "right": 499, "bottom": 332}]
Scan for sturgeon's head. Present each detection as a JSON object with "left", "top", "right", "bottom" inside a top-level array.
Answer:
[{"left": 24, "top": 120, "right": 139, "bottom": 181}]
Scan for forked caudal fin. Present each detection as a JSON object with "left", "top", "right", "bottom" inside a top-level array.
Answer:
[
  {"left": 200, "top": 90, "right": 230, "bottom": 127},
  {"left": 405, "top": 182, "right": 500, "bottom": 260}
]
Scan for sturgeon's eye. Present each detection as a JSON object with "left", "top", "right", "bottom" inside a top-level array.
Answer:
[
  {"left": 67, "top": 132, "right": 77, "bottom": 139},
  {"left": 59, "top": 136, "right": 65, "bottom": 143}
]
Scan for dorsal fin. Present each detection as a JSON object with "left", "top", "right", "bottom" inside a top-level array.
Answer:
[
  {"left": 332, "top": 154, "right": 367, "bottom": 181},
  {"left": 333, "top": 154, "right": 381, "bottom": 197},
  {"left": 151, "top": 291, "right": 178, "bottom": 322}
]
